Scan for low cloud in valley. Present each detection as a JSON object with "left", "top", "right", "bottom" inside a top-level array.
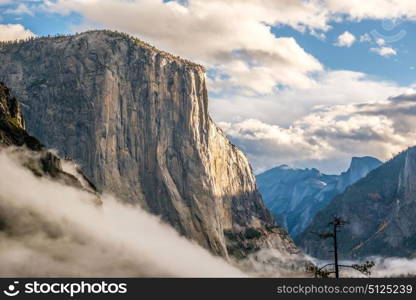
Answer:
[{"left": 0, "top": 149, "right": 245, "bottom": 277}]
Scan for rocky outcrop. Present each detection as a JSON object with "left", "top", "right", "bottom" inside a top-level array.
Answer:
[
  {"left": 0, "top": 82, "right": 40, "bottom": 150},
  {"left": 0, "top": 82, "right": 97, "bottom": 196},
  {"left": 296, "top": 148, "right": 416, "bottom": 259},
  {"left": 0, "top": 31, "right": 300, "bottom": 259},
  {"left": 256, "top": 157, "right": 382, "bottom": 237}
]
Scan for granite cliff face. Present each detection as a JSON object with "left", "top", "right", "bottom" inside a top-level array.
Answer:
[
  {"left": 0, "top": 31, "right": 300, "bottom": 259},
  {"left": 296, "top": 148, "right": 416, "bottom": 259},
  {"left": 257, "top": 157, "right": 382, "bottom": 237}
]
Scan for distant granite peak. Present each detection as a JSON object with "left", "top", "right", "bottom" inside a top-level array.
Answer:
[
  {"left": 348, "top": 156, "right": 382, "bottom": 173},
  {"left": 337, "top": 156, "right": 383, "bottom": 193}
]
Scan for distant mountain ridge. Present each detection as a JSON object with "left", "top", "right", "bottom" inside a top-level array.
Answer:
[
  {"left": 256, "top": 156, "right": 382, "bottom": 236},
  {"left": 296, "top": 147, "right": 416, "bottom": 259}
]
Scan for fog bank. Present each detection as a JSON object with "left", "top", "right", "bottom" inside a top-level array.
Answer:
[{"left": 0, "top": 149, "right": 245, "bottom": 277}]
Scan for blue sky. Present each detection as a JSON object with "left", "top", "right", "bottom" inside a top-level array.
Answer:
[
  {"left": 0, "top": 3, "right": 81, "bottom": 36},
  {"left": 1, "top": 0, "right": 416, "bottom": 174},
  {"left": 274, "top": 19, "right": 416, "bottom": 86}
]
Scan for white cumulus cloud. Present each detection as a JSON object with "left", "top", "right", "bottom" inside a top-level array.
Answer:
[
  {"left": 215, "top": 76, "right": 416, "bottom": 174},
  {"left": 220, "top": 98, "right": 416, "bottom": 174},
  {"left": 0, "top": 24, "right": 36, "bottom": 42},
  {"left": 370, "top": 46, "right": 397, "bottom": 57},
  {"left": 37, "top": 0, "right": 326, "bottom": 94},
  {"left": 210, "top": 70, "right": 414, "bottom": 128},
  {"left": 335, "top": 31, "right": 356, "bottom": 47},
  {"left": 25, "top": 0, "right": 416, "bottom": 94}
]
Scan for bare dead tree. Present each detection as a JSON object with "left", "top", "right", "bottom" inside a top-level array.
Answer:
[{"left": 306, "top": 216, "right": 375, "bottom": 278}]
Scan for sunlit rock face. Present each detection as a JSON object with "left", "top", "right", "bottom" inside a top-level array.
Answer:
[{"left": 0, "top": 31, "right": 301, "bottom": 259}]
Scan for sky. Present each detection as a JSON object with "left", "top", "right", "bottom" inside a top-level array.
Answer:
[{"left": 1, "top": 0, "right": 416, "bottom": 174}]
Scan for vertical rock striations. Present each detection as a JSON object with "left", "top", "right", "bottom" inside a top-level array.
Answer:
[{"left": 0, "top": 31, "right": 300, "bottom": 259}]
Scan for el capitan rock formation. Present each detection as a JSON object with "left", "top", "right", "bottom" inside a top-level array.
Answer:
[{"left": 0, "top": 31, "right": 301, "bottom": 259}]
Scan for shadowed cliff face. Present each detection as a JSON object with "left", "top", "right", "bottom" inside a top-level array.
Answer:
[
  {"left": 0, "top": 82, "right": 97, "bottom": 197},
  {"left": 0, "top": 82, "right": 39, "bottom": 150},
  {"left": 0, "top": 31, "right": 300, "bottom": 258}
]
